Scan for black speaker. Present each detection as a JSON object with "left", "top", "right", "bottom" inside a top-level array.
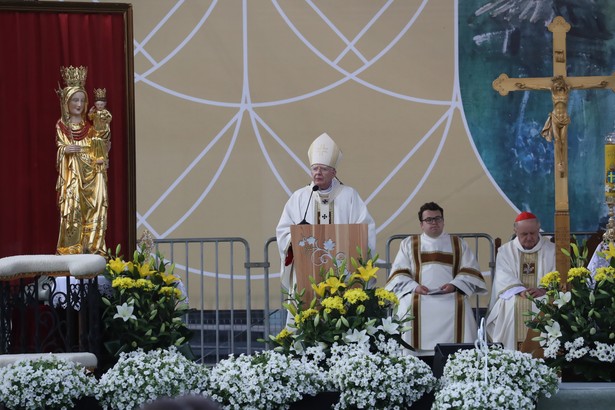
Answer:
[{"left": 432, "top": 343, "right": 502, "bottom": 378}]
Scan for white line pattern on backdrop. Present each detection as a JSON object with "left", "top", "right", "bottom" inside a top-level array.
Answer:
[{"left": 125, "top": 0, "right": 510, "bottom": 278}]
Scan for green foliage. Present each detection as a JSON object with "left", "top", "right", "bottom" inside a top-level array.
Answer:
[
  {"left": 526, "top": 248, "right": 615, "bottom": 381},
  {"left": 560, "top": 236, "right": 588, "bottom": 268},
  {"left": 270, "top": 248, "right": 412, "bottom": 357},
  {"left": 101, "top": 243, "right": 193, "bottom": 361}
]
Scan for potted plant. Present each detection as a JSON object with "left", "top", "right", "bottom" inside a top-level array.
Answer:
[
  {"left": 326, "top": 340, "right": 436, "bottom": 409},
  {"left": 206, "top": 350, "right": 324, "bottom": 409},
  {"left": 268, "top": 251, "right": 435, "bottom": 408},
  {"left": 433, "top": 346, "right": 558, "bottom": 409},
  {"left": 526, "top": 260, "right": 615, "bottom": 381},
  {"left": 0, "top": 355, "right": 97, "bottom": 410},
  {"left": 270, "top": 252, "right": 412, "bottom": 356},
  {"left": 100, "top": 242, "right": 193, "bottom": 362},
  {"left": 95, "top": 346, "right": 208, "bottom": 410}
]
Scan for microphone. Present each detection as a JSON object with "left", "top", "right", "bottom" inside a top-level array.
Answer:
[{"left": 299, "top": 185, "right": 319, "bottom": 225}]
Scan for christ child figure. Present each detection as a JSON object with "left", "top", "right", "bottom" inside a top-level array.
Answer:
[{"left": 88, "top": 88, "right": 112, "bottom": 168}]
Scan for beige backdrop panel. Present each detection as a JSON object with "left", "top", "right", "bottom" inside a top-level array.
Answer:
[{"left": 77, "top": 0, "right": 518, "bottom": 309}]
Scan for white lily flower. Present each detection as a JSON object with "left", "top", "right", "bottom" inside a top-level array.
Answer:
[
  {"left": 544, "top": 321, "right": 562, "bottom": 340},
  {"left": 377, "top": 317, "right": 400, "bottom": 335},
  {"left": 343, "top": 328, "right": 370, "bottom": 344},
  {"left": 291, "top": 340, "right": 304, "bottom": 354},
  {"left": 113, "top": 302, "right": 136, "bottom": 322},
  {"left": 539, "top": 332, "right": 549, "bottom": 347},
  {"left": 365, "top": 323, "right": 379, "bottom": 336},
  {"left": 554, "top": 291, "right": 571, "bottom": 307}
]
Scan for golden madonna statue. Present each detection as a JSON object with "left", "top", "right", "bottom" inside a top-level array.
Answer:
[{"left": 55, "top": 66, "right": 111, "bottom": 255}]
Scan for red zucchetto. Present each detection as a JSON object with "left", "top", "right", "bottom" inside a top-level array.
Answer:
[{"left": 515, "top": 211, "right": 537, "bottom": 222}]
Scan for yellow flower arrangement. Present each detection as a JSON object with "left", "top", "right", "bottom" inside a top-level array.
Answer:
[
  {"left": 270, "top": 251, "right": 412, "bottom": 355},
  {"left": 375, "top": 288, "right": 399, "bottom": 306},
  {"left": 294, "top": 308, "right": 318, "bottom": 325},
  {"left": 275, "top": 327, "right": 293, "bottom": 342},
  {"left": 539, "top": 270, "right": 560, "bottom": 288},
  {"left": 594, "top": 266, "right": 615, "bottom": 282},
  {"left": 321, "top": 295, "right": 347, "bottom": 314},
  {"left": 566, "top": 266, "right": 591, "bottom": 282},
  {"left": 527, "top": 244, "right": 615, "bottom": 381},
  {"left": 343, "top": 288, "right": 369, "bottom": 305},
  {"left": 101, "top": 243, "right": 193, "bottom": 360}
]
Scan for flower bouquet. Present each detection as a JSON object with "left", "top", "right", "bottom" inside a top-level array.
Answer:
[
  {"left": 433, "top": 346, "right": 558, "bottom": 410},
  {"left": 101, "top": 242, "right": 193, "bottom": 360},
  {"left": 526, "top": 256, "right": 615, "bottom": 381},
  {"left": 434, "top": 380, "right": 535, "bottom": 410},
  {"left": 270, "top": 251, "right": 412, "bottom": 357},
  {"left": 95, "top": 346, "right": 208, "bottom": 410},
  {"left": 0, "top": 355, "right": 97, "bottom": 410},
  {"left": 326, "top": 340, "right": 436, "bottom": 410},
  {"left": 206, "top": 350, "right": 324, "bottom": 409}
]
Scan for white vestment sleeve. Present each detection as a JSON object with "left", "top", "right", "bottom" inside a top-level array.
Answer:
[
  {"left": 488, "top": 242, "right": 525, "bottom": 309},
  {"left": 276, "top": 187, "right": 310, "bottom": 292},
  {"left": 449, "top": 239, "right": 487, "bottom": 296},
  {"left": 500, "top": 286, "right": 526, "bottom": 300},
  {"left": 385, "top": 237, "right": 419, "bottom": 297}
]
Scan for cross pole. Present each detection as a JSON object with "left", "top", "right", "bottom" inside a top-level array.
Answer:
[{"left": 492, "top": 16, "right": 615, "bottom": 284}]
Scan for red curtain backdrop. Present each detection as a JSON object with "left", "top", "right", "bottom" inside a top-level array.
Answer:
[{"left": 0, "top": 4, "right": 134, "bottom": 258}]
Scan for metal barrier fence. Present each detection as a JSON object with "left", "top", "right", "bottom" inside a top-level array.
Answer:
[
  {"left": 153, "top": 238, "right": 255, "bottom": 364},
  {"left": 154, "top": 232, "right": 497, "bottom": 364},
  {"left": 1, "top": 232, "right": 598, "bottom": 362}
]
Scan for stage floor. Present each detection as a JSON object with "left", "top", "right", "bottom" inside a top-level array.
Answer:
[{"left": 537, "top": 382, "right": 615, "bottom": 409}]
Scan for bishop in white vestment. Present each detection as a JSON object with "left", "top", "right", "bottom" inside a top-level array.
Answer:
[
  {"left": 276, "top": 133, "right": 376, "bottom": 293},
  {"left": 385, "top": 202, "right": 487, "bottom": 355},
  {"left": 486, "top": 212, "right": 555, "bottom": 350}
]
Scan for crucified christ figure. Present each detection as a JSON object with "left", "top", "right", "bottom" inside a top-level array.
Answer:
[{"left": 540, "top": 75, "right": 570, "bottom": 178}]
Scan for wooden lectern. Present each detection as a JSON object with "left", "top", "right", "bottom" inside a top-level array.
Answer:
[{"left": 290, "top": 224, "right": 369, "bottom": 304}]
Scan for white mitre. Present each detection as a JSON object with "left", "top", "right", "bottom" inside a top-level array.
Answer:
[{"left": 308, "top": 132, "right": 343, "bottom": 168}]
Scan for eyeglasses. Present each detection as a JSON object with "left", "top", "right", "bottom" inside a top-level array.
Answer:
[
  {"left": 421, "top": 216, "right": 443, "bottom": 224},
  {"left": 310, "top": 165, "right": 334, "bottom": 174}
]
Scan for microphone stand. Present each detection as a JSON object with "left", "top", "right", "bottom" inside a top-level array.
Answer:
[{"left": 299, "top": 185, "right": 319, "bottom": 225}]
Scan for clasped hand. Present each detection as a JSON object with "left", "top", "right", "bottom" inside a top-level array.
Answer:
[
  {"left": 414, "top": 283, "right": 456, "bottom": 295},
  {"left": 521, "top": 287, "right": 546, "bottom": 298},
  {"left": 65, "top": 145, "right": 82, "bottom": 154}
]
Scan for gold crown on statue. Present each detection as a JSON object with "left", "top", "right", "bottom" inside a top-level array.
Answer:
[
  {"left": 94, "top": 88, "right": 107, "bottom": 101},
  {"left": 60, "top": 65, "right": 88, "bottom": 88}
]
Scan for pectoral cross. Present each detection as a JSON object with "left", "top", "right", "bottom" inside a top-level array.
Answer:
[
  {"left": 493, "top": 16, "right": 615, "bottom": 284},
  {"left": 522, "top": 262, "right": 535, "bottom": 276}
]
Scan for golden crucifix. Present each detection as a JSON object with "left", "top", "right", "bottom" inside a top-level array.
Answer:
[{"left": 493, "top": 16, "right": 615, "bottom": 283}]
